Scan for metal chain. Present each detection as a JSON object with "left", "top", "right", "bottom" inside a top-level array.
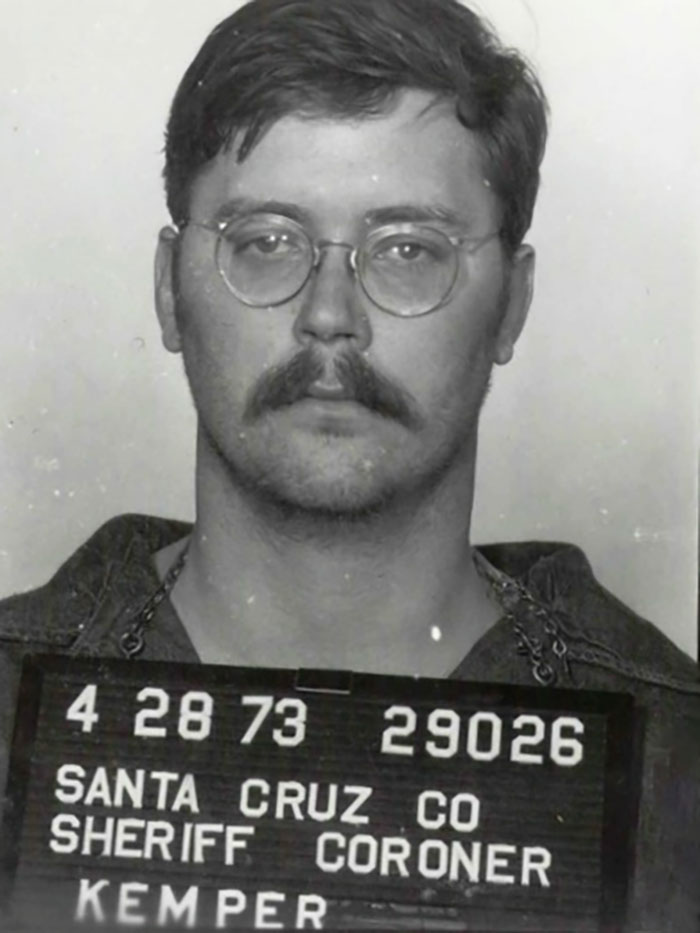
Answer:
[
  {"left": 472, "top": 551, "right": 575, "bottom": 687},
  {"left": 119, "top": 543, "right": 190, "bottom": 659},
  {"left": 474, "top": 549, "right": 700, "bottom": 695},
  {"left": 511, "top": 619, "right": 557, "bottom": 686}
]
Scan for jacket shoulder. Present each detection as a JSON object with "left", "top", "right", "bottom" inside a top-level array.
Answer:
[
  {"left": 0, "top": 513, "right": 191, "bottom": 649},
  {"left": 480, "top": 540, "right": 699, "bottom": 687}
]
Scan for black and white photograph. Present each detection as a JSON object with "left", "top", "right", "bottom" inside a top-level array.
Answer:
[{"left": 1, "top": 1, "right": 698, "bottom": 930}]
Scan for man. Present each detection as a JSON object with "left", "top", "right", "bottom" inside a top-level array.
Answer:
[{"left": 1, "top": 0, "right": 698, "bottom": 930}]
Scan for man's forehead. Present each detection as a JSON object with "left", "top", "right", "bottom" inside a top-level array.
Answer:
[{"left": 186, "top": 90, "right": 499, "bottom": 229}]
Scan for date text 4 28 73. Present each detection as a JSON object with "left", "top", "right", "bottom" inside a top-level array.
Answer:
[{"left": 63, "top": 684, "right": 585, "bottom": 766}]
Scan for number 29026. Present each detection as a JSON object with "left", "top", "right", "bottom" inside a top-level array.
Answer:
[{"left": 380, "top": 706, "right": 584, "bottom": 766}]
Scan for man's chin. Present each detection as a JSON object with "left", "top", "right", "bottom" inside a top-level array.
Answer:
[
  {"left": 246, "top": 463, "right": 402, "bottom": 520},
  {"left": 202, "top": 418, "right": 464, "bottom": 520},
  {"left": 239, "top": 424, "right": 404, "bottom": 508}
]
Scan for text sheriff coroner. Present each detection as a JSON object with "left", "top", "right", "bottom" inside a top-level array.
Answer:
[{"left": 48, "top": 765, "right": 554, "bottom": 928}]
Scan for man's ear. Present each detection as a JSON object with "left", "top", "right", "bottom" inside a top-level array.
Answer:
[
  {"left": 154, "top": 226, "right": 183, "bottom": 353},
  {"left": 493, "top": 244, "right": 535, "bottom": 366}
]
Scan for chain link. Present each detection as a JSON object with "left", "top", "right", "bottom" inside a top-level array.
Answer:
[
  {"left": 473, "top": 551, "right": 573, "bottom": 687},
  {"left": 119, "top": 543, "right": 189, "bottom": 659}
]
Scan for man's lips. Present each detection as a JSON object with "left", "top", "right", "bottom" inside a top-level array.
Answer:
[
  {"left": 304, "top": 380, "right": 357, "bottom": 402},
  {"left": 243, "top": 346, "right": 421, "bottom": 430}
]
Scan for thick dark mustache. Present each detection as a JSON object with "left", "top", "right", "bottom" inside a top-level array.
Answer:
[{"left": 244, "top": 347, "right": 420, "bottom": 429}]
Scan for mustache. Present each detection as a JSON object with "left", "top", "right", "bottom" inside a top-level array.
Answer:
[{"left": 243, "top": 347, "right": 421, "bottom": 429}]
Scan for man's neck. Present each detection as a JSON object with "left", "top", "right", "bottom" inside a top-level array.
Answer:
[{"left": 159, "top": 448, "right": 502, "bottom": 676}]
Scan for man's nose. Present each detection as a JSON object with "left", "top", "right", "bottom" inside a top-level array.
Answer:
[{"left": 292, "top": 245, "right": 372, "bottom": 350}]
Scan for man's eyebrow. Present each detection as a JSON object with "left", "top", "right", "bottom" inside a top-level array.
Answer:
[
  {"left": 364, "top": 205, "right": 470, "bottom": 227},
  {"left": 214, "top": 197, "right": 313, "bottom": 223},
  {"left": 212, "top": 199, "right": 470, "bottom": 229}
]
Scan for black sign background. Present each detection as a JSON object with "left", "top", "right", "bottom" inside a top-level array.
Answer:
[{"left": 1, "top": 656, "right": 640, "bottom": 931}]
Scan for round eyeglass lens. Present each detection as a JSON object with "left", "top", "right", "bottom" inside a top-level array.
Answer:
[
  {"left": 215, "top": 215, "right": 314, "bottom": 306},
  {"left": 359, "top": 226, "right": 459, "bottom": 316}
]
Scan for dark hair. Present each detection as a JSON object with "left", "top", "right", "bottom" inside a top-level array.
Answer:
[{"left": 164, "top": 0, "right": 548, "bottom": 251}]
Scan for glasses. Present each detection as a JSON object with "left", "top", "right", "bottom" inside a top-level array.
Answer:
[{"left": 184, "top": 213, "right": 500, "bottom": 318}]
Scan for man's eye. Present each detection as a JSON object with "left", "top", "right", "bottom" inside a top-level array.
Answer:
[
  {"left": 235, "top": 233, "right": 295, "bottom": 255},
  {"left": 373, "top": 238, "right": 438, "bottom": 264},
  {"left": 391, "top": 242, "right": 426, "bottom": 261}
]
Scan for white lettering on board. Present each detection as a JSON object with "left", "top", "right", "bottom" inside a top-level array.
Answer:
[{"left": 53, "top": 765, "right": 199, "bottom": 813}]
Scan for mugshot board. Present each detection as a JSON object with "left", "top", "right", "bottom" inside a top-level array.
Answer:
[{"left": 1, "top": 657, "right": 641, "bottom": 930}]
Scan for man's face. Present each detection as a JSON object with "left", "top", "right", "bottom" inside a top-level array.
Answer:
[{"left": 155, "top": 89, "right": 533, "bottom": 515}]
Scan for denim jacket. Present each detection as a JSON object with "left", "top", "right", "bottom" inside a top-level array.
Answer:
[{"left": 1, "top": 514, "right": 698, "bottom": 932}]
